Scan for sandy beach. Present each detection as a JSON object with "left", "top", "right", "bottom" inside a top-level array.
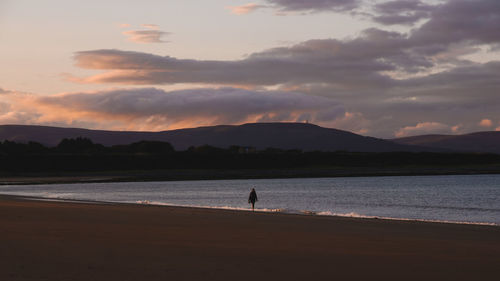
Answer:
[{"left": 1, "top": 195, "right": 499, "bottom": 281}]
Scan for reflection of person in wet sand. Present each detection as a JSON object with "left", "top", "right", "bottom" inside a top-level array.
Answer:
[{"left": 248, "top": 188, "right": 258, "bottom": 211}]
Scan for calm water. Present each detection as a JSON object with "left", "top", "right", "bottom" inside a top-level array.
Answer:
[{"left": 1, "top": 174, "right": 499, "bottom": 225}]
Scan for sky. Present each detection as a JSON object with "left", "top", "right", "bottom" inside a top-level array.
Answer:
[{"left": 1, "top": 0, "right": 500, "bottom": 137}]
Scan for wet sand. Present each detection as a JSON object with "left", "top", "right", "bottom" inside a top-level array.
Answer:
[{"left": 1, "top": 195, "right": 499, "bottom": 281}]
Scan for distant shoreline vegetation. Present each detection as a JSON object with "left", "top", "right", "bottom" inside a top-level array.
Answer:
[{"left": 1, "top": 138, "right": 500, "bottom": 177}]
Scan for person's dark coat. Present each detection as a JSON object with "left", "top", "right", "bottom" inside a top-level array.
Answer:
[{"left": 248, "top": 189, "right": 258, "bottom": 204}]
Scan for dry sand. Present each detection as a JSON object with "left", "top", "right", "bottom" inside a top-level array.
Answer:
[{"left": 1, "top": 195, "right": 499, "bottom": 281}]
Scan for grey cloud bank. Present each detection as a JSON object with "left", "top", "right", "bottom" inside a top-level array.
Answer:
[
  {"left": 0, "top": 87, "right": 349, "bottom": 132},
  {"left": 76, "top": 0, "right": 500, "bottom": 85},
  {"left": 59, "top": 0, "right": 500, "bottom": 136},
  {"left": 372, "top": 0, "right": 435, "bottom": 25},
  {"left": 266, "top": 0, "right": 360, "bottom": 12}
]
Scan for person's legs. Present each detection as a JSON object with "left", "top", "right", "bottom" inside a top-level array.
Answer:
[{"left": 251, "top": 202, "right": 255, "bottom": 210}]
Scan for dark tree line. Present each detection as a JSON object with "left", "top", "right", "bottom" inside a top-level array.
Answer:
[
  {"left": 1, "top": 137, "right": 500, "bottom": 173},
  {"left": 0, "top": 138, "right": 175, "bottom": 155}
]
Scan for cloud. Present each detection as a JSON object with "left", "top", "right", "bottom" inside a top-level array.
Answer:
[
  {"left": 226, "top": 0, "right": 433, "bottom": 20},
  {"left": 77, "top": 0, "right": 500, "bottom": 86},
  {"left": 451, "top": 124, "right": 463, "bottom": 133},
  {"left": 266, "top": 0, "right": 360, "bottom": 13},
  {"left": 0, "top": 89, "right": 44, "bottom": 126},
  {"left": 78, "top": 3, "right": 500, "bottom": 87},
  {"left": 223, "top": 0, "right": 499, "bottom": 39},
  {"left": 323, "top": 111, "right": 371, "bottom": 135},
  {"left": 118, "top": 23, "right": 131, "bottom": 28},
  {"left": 372, "top": 0, "right": 435, "bottom": 25},
  {"left": 59, "top": 0, "right": 500, "bottom": 137},
  {"left": 226, "top": 0, "right": 359, "bottom": 15},
  {"left": 72, "top": 28, "right": 421, "bottom": 87},
  {"left": 0, "top": 87, "right": 345, "bottom": 131},
  {"left": 141, "top": 24, "right": 159, "bottom": 29},
  {"left": 356, "top": 61, "right": 500, "bottom": 137},
  {"left": 479, "top": 119, "right": 493, "bottom": 128},
  {"left": 395, "top": 122, "right": 452, "bottom": 137},
  {"left": 120, "top": 24, "right": 169, "bottom": 44},
  {"left": 410, "top": 0, "right": 500, "bottom": 46},
  {"left": 122, "top": 30, "right": 169, "bottom": 44},
  {"left": 226, "top": 3, "right": 266, "bottom": 15}
]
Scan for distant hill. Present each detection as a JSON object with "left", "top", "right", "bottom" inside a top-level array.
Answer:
[
  {"left": 0, "top": 123, "right": 425, "bottom": 152},
  {"left": 393, "top": 131, "right": 500, "bottom": 154}
]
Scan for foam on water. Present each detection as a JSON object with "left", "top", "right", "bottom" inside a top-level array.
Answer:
[
  {"left": 135, "top": 200, "right": 284, "bottom": 213},
  {"left": 132, "top": 200, "right": 499, "bottom": 226},
  {"left": 316, "top": 211, "right": 498, "bottom": 226},
  {"left": 43, "top": 193, "right": 77, "bottom": 199}
]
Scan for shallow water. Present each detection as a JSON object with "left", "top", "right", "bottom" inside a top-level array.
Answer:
[{"left": 1, "top": 174, "right": 499, "bottom": 225}]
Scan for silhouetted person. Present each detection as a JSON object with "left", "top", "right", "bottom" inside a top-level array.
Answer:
[{"left": 248, "top": 188, "right": 258, "bottom": 210}]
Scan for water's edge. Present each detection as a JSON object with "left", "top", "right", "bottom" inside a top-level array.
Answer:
[{"left": 5, "top": 194, "right": 497, "bottom": 227}]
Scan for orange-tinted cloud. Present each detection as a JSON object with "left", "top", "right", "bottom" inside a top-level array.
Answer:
[
  {"left": 395, "top": 122, "right": 451, "bottom": 138},
  {"left": 122, "top": 30, "right": 169, "bottom": 43},
  {"left": 322, "top": 112, "right": 371, "bottom": 135},
  {"left": 478, "top": 118, "right": 493, "bottom": 127},
  {"left": 451, "top": 124, "right": 463, "bottom": 133},
  {"left": 0, "top": 87, "right": 346, "bottom": 132},
  {"left": 226, "top": 3, "right": 266, "bottom": 15},
  {"left": 141, "top": 24, "right": 159, "bottom": 29}
]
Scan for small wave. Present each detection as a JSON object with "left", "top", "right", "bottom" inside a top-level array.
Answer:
[
  {"left": 42, "top": 193, "right": 72, "bottom": 198},
  {"left": 365, "top": 203, "right": 500, "bottom": 213},
  {"left": 134, "top": 200, "right": 284, "bottom": 213},
  {"left": 317, "top": 211, "right": 372, "bottom": 218},
  {"left": 132, "top": 201, "right": 499, "bottom": 226},
  {"left": 132, "top": 201, "right": 498, "bottom": 226},
  {"left": 316, "top": 211, "right": 498, "bottom": 226}
]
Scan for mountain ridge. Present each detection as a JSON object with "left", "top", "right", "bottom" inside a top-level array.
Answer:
[
  {"left": 393, "top": 131, "right": 500, "bottom": 154},
  {"left": 4, "top": 122, "right": 499, "bottom": 153},
  {"left": 0, "top": 122, "right": 425, "bottom": 152}
]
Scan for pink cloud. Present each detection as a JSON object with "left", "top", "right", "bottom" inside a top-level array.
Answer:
[
  {"left": 322, "top": 112, "right": 371, "bottom": 135},
  {"left": 395, "top": 122, "right": 451, "bottom": 137},
  {"left": 141, "top": 24, "right": 159, "bottom": 29},
  {"left": 478, "top": 118, "right": 493, "bottom": 127},
  {"left": 451, "top": 124, "right": 463, "bottom": 133},
  {"left": 0, "top": 87, "right": 346, "bottom": 132},
  {"left": 122, "top": 30, "right": 169, "bottom": 44},
  {"left": 226, "top": 3, "right": 266, "bottom": 15}
]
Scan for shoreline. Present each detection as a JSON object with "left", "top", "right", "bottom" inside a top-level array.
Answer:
[
  {"left": 1, "top": 194, "right": 499, "bottom": 281},
  {"left": 129, "top": 199, "right": 500, "bottom": 227},
  {"left": 4, "top": 194, "right": 499, "bottom": 228}
]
